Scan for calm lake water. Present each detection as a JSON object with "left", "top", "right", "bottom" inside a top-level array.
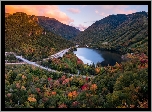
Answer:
[{"left": 73, "top": 48, "right": 123, "bottom": 66}]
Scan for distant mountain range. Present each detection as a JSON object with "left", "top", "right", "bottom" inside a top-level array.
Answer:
[
  {"left": 37, "top": 16, "right": 81, "bottom": 40},
  {"left": 5, "top": 11, "right": 148, "bottom": 61},
  {"left": 72, "top": 11, "right": 148, "bottom": 55}
]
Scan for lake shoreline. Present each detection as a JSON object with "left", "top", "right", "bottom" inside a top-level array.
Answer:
[{"left": 73, "top": 47, "right": 123, "bottom": 66}]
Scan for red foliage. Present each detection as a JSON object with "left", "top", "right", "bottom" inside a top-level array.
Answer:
[
  {"left": 61, "top": 75, "right": 66, "bottom": 81},
  {"left": 72, "top": 101, "right": 79, "bottom": 107},
  {"left": 36, "top": 88, "right": 41, "bottom": 93},
  {"left": 81, "top": 84, "right": 88, "bottom": 90},
  {"left": 58, "top": 103, "right": 67, "bottom": 108},
  {"left": 77, "top": 57, "right": 82, "bottom": 61},
  {"left": 140, "top": 59, "right": 148, "bottom": 64},
  {"left": 77, "top": 59, "right": 83, "bottom": 65},
  {"left": 48, "top": 77, "right": 52, "bottom": 81},
  {"left": 86, "top": 77, "right": 88, "bottom": 81}
]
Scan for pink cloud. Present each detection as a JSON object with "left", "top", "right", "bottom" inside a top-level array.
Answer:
[
  {"left": 95, "top": 5, "right": 137, "bottom": 17},
  {"left": 5, "top": 5, "right": 74, "bottom": 25},
  {"left": 81, "top": 5, "right": 87, "bottom": 7},
  {"left": 101, "top": 5, "right": 128, "bottom": 10},
  {"left": 95, "top": 10, "right": 99, "bottom": 14},
  {"left": 115, "top": 9, "right": 136, "bottom": 14},
  {"left": 70, "top": 23, "right": 88, "bottom": 31},
  {"left": 100, "top": 12, "right": 108, "bottom": 17},
  {"left": 67, "top": 8, "right": 80, "bottom": 14},
  {"left": 78, "top": 24, "right": 88, "bottom": 31},
  {"left": 107, "top": 5, "right": 136, "bottom": 15}
]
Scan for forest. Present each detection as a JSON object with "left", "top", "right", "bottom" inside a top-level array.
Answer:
[
  {"left": 37, "top": 16, "right": 80, "bottom": 40},
  {"left": 72, "top": 11, "right": 148, "bottom": 55},
  {"left": 5, "top": 12, "right": 74, "bottom": 62},
  {"left": 5, "top": 52, "right": 148, "bottom": 108},
  {"left": 5, "top": 11, "right": 149, "bottom": 108}
]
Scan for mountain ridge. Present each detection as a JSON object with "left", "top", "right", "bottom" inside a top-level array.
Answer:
[
  {"left": 72, "top": 11, "right": 148, "bottom": 55},
  {"left": 37, "top": 16, "right": 81, "bottom": 40},
  {"left": 5, "top": 12, "right": 74, "bottom": 62}
]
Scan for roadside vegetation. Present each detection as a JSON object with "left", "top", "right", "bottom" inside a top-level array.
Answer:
[{"left": 5, "top": 52, "right": 148, "bottom": 108}]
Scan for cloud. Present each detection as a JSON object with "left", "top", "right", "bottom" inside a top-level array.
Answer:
[
  {"left": 81, "top": 5, "right": 87, "bottom": 7},
  {"left": 67, "top": 8, "right": 80, "bottom": 14},
  {"left": 106, "top": 5, "right": 136, "bottom": 15},
  {"left": 95, "top": 5, "right": 137, "bottom": 17},
  {"left": 100, "top": 12, "right": 109, "bottom": 17},
  {"left": 5, "top": 5, "right": 74, "bottom": 25},
  {"left": 116, "top": 9, "right": 137, "bottom": 15},
  {"left": 70, "top": 23, "right": 88, "bottom": 31},
  {"left": 84, "top": 21, "right": 96, "bottom": 24},
  {"left": 95, "top": 10, "right": 99, "bottom": 14},
  {"left": 78, "top": 24, "right": 88, "bottom": 31}
]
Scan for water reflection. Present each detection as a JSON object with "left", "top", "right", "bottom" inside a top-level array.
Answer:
[
  {"left": 74, "top": 48, "right": 104, "bottom": 65},
  {"left": 74, "top": 48, "right": 123, "bottom": 66}
]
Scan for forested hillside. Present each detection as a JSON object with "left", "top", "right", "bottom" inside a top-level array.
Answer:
[
  {"left": 37, "top": 16, "right": 80, "bottom": 40},
  {"left": 4, "top": 11, "right": 149, "bottom": 109},
  {"left": 5, "top": 52, "right": 148, "bottom": 108},
  {"left": 5, "top": 12, "right": 74, "bottom": 61},
  {"left": 72, "top": 11, "right": 148, "bottom": 55}
]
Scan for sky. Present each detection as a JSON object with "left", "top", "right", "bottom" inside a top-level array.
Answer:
[{"left": 5, "top": 5, "right": 148, "bottom": 31}]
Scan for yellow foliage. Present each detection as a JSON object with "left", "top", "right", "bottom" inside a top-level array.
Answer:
[
  {"left": 28, "top": 97, "right": 37, "bottom": 102},
  {"left": 21, "top": 86, "right": 26, "bottom": 90},
  {"left": 68, "top": 92, "right": 73, "bottom": 99},
  {"left": 28, "top": 94, "right": 37, "bottom": 102}
]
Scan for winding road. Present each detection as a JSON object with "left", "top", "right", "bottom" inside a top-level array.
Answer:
[
  {"left": 5, "top": 49, "right": 94, "bottom": 78},
  {"left": 43, "top": 48, "right": 71, "bottom": 61}
]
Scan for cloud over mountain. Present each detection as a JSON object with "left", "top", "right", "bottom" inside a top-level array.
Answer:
[{"left": 5, "top": 5, "right": 74, "bottom": 25}]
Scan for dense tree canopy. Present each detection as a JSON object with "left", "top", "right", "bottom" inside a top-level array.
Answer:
[
  {"left": 37, "top": 16, "right": 80, "bottom": 40},
  {"left": 5, "top": 12, "right": 74, "bottom": 62},
  {"left": 5, "top": 52, "right": 148, "bottom": 108},
  {"left": 5, "top": 11, "right": 149, "bottom": 109}
]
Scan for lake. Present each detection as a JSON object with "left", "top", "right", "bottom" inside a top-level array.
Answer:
[{"left": 73, "top": 48, "right": 123, "bottom": 66}]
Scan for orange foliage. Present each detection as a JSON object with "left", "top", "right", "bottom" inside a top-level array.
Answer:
[
  {"left": 68, "top": 92, "right": 73, "bottom": 99},
  {"left": 90, "top": 84, "right": 97, "bottom": 91},
  {"left": 68, "top": 91, "right": 78, "bottom": 100},
  {"left": 138, "top": 100, "right": 148, "bottom": 108},
  {"left": 51, "top": 91, "right": 56, "bottom": 95},
  {"left": 95, "top": 67, "right": 100, "bottom": 74},
  {"left": 44, "top": 91, "right": 51, "bottom": 97}
]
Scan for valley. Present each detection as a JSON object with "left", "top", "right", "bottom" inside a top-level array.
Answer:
[{"left": 5, "top": 10, "right": 148, "bottom": 108}]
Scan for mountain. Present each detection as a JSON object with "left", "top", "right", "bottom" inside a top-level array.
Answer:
[
  {"left": 72, "top": 11, "right": 148, "bottom": 55},
  {"left": 37, "top": 16, "right": 81, "bottom": 40},
  {"left": 5, "top": 12, "right": 74, "bottom": 61}
]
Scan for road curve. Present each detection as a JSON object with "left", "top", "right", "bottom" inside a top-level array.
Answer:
[
  {"left": 5, "top": 49, "right": 95, "bottom": 78},
  {"left": 15, "top": 55, "right": 94, "bottom": 79},
  {"left": 5, "top": 62, "right": 27, "bottom": 65},
  {"left": 43, "top": 48, "right": 71, "bottom": 61}
]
